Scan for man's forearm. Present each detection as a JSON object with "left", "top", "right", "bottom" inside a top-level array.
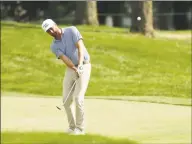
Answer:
[
  {"left": 78, "top": 46, "right": 84, "bottom": 65},
  {"left": 59, "top": 55, "right": 76, "bottom": 70}
]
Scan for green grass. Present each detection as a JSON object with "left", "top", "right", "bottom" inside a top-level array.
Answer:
[
  {"left": 1, "top": 21, "right": 128, "bottom": 33},
  {"left": 155, "top": 30, "right": 191, "bottom": 34},
  {"left": 87, "top": 96, "right": 191, "bottom": 106},
  {"left": 1, "top": 132, "right": 137, "bottom": 144},
  {"left": 1, "top": 22, "right": 191, "bottom": 98}
]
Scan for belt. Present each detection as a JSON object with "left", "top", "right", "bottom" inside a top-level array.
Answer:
[
  {"left": 75, "top": 60, "right": 90, "bottom": 67},
  {"left": 83, "top": 60, "right": 90, "bottom": 64}
]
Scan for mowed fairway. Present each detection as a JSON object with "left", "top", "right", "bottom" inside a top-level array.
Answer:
[{"left": 1, "top": 95, "right": 191, "bottom": 144}]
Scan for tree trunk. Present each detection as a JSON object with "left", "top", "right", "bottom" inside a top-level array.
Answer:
[
  {"left": 130, "top": 1, "right": 154, "bottom": 37},
  {"left": 74, "top": 1, "right": 99, "bottom": 25},
  {"left": 142, "top": 1, "right": 154, "bottom": 37}
]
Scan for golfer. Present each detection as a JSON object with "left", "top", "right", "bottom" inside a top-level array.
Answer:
[{"left": 41, "top": 19, "right": 91, "bottom": 135}]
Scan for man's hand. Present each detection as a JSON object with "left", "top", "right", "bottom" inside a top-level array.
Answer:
[
  {"left": 71, "top": 66, "right": 78, "bottom": 73},
  {"left": 58, "top": 54, "right": 83, "bottom": 77},
  {"left": 77, "top": 64, "right": 84, "bottom": 77}
]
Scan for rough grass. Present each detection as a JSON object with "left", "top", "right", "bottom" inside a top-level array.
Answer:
[
  {"left": 1, "top": 132, "right": 137, "bottom": 144},
  {"left": 1, "top": 22, "right": 191, "bottom": 97}
]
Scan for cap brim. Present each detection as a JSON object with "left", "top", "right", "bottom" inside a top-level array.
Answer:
[{"left": 44, "top": 23, "right": 55, "bottom": 32}]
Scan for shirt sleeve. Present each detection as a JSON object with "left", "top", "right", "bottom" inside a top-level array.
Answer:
[
  {"left": 71, "top": 26, "right": 83, "bottom": 44},
  {"left": 51, "top": 46, "right": 63, "bottom": 59}
]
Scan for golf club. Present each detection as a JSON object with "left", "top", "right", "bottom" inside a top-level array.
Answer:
[{"left": 56, "top": 78, "right": 78, "bottom": 110}]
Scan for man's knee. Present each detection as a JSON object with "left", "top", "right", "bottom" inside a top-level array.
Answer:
[{"left": 75, "top": 97, "right": 84, "bottom": 107}]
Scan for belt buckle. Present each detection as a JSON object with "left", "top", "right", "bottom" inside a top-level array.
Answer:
[
  {"left": 83, "top": 60, "right": 89, "bottom": 64},
  {"left": 75, "top": 60, "right": 89, "bottom": 67}
]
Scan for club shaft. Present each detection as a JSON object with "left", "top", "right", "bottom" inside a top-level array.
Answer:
[
  {"left": 63, "top": 79, "right": 77, "bottom": 105},
  {"left": 57, "top": 78, "right": 78, "bottom": 110}
]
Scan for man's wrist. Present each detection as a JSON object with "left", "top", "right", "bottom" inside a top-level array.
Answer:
[
  {"left": 78, "top": 62, "right": 83, "bottom": 66},
  {"left": 71, "top": 66, "right": 77, "bottom": 71}
]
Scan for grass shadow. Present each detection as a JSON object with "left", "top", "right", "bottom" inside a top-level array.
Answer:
[{"left": 1, "top": 131, "right": 139, "bottom": 144}]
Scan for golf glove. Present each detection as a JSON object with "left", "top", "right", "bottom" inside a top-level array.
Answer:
[{"left": 77, "top": 64, "right": 84, "bottom": 77}]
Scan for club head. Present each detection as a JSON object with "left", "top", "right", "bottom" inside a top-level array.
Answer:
[{"left": 56, "top": 106, "right": 61, "bottom": 110}]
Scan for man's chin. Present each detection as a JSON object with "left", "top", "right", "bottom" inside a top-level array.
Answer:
[{"left": 50, "top": 34, "right": 56, "bottom": 37}]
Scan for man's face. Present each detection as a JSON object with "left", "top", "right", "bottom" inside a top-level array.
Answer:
[{"left": 46, "top": 25, "right": 58, "bottom": 37}]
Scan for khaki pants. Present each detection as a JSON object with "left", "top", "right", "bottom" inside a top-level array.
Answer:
[{"left": 63, "top": 63, "right": 91, "bottom": 131}]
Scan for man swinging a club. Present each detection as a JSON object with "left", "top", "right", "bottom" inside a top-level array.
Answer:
[{"left": 41, "top": 19, "right": 91, "bottom": 135}]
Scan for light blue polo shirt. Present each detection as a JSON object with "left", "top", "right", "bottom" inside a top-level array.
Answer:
[{"left": 51, "top": 26, "right": 90, "bottom": 66}]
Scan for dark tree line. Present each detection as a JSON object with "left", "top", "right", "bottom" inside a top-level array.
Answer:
[{"left": 1, "top": 1, "right": 191, "bottom": 37}]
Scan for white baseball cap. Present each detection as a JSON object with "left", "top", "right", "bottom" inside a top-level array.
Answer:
[{"left": 41, "top": 19, "right": 56, "bottom": 32}]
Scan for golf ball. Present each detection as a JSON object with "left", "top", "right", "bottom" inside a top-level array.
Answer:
[{"left": 137, "top": 17, "right": 141, "bottom": 21}]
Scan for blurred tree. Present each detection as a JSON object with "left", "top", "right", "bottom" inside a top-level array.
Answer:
[
  {"left": 158, "top": 1, "right": 173, "bottom": 30},
  {"left": 0, "top": 1, "right": 49, "bottom": 21},
  {"left": 74, "top": 1, "right": 99, "bottom": 25},
  {"left": 173, "top": 1, "right": 191, "bottom": 30},
  {"left": 130, "top": 1, "right": 154, "bottom": 37},
  {"left": 97, "top": 1, "right": 125, "bottom": 27}
]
